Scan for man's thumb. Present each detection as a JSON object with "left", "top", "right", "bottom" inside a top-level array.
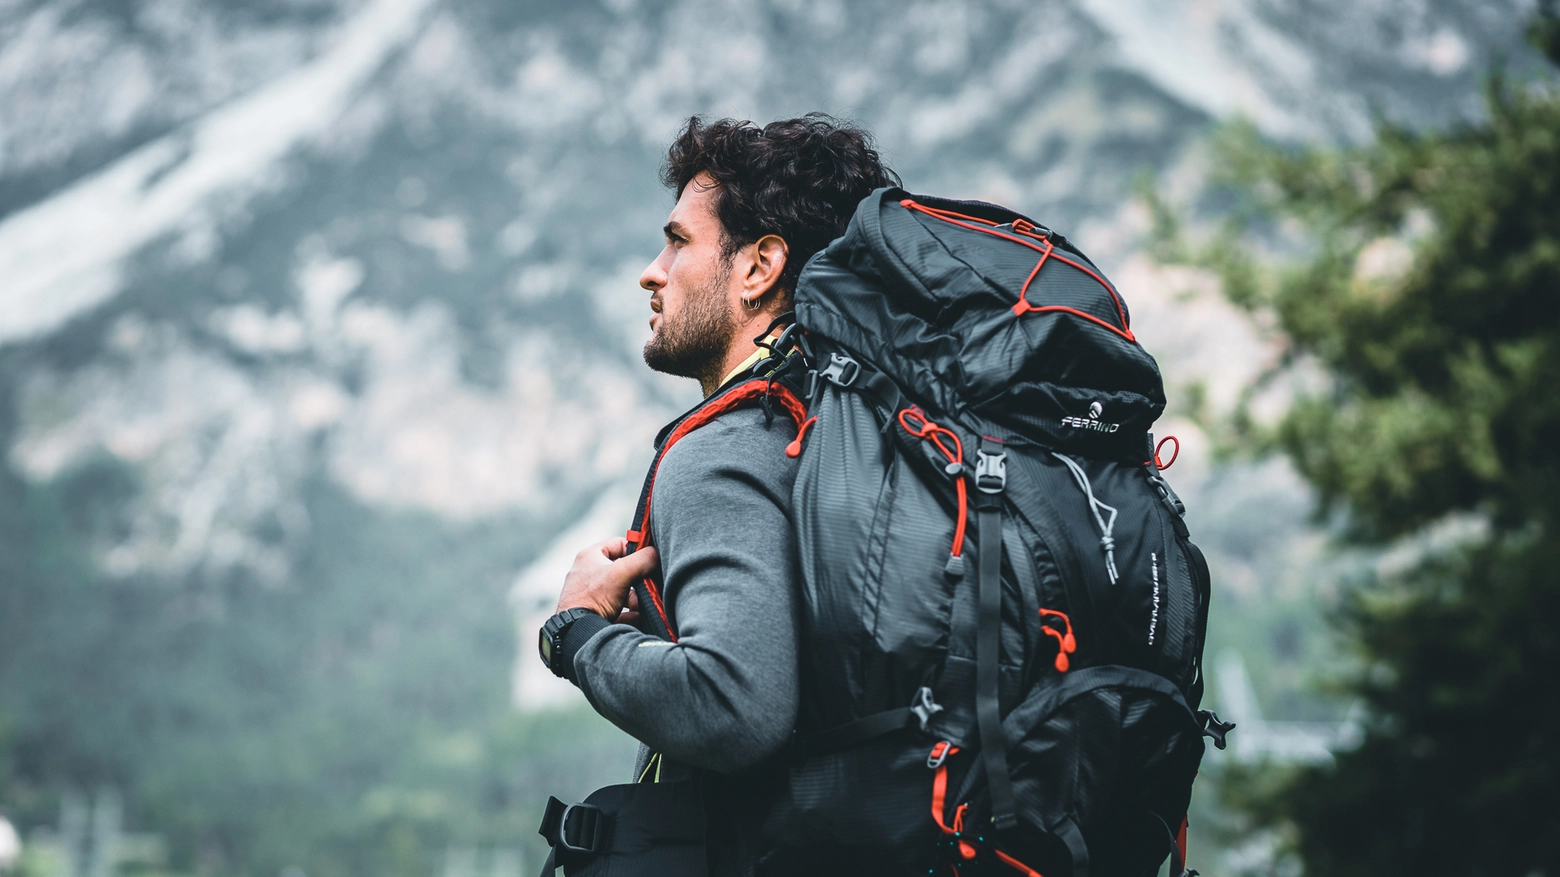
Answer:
[{"left": 616, "top": 546, "right": 659, "bottom": 578}]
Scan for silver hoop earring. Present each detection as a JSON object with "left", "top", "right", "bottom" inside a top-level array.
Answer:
[{"left": 744, "top": 296, "right": 762, "bottom": 311}]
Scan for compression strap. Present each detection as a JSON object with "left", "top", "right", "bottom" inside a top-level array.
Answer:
[{"left": 974, "top": 437, "right": 1015, "bottom": 831}]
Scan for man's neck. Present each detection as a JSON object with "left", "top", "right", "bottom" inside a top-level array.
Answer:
[{"left": 701, "top": 321, "right": 782, "bottom": 396}]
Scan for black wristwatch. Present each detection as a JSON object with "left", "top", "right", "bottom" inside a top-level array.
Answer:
[{"left": 539, "top": 607, "right": 602, "bottom": 678}]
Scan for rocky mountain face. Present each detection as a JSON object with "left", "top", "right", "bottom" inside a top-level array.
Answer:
[
  {"left": 0, "top": 0, "right": 1541, "bottom": 870},
  {"left": 0, "top": 0, "right": 1535, "bottom": 571},
  {"left": 1, "top": 0, "right": 1532, "bottom": 589}
]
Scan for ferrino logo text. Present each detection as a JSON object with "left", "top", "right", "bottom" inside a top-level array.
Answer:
[{"left": 1061, "top": 400, "right": 1120, "bottom": 433}]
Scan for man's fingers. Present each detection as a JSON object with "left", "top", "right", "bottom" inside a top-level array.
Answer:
[
  {"left": 583, "top": 533, "right": 630, "bottom": 558},
  {"left": 616, "top": 546, "right": 659, "bottom": 578},
  {"left": 595, "top": 536, "right": 630, "bottom": 561}
]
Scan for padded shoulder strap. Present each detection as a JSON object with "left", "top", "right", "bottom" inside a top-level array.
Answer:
[{"left": 624, "top": 378, "right": 807, "bottom": 641}]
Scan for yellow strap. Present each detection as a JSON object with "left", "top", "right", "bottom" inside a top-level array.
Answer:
[
  {"left": 637, "top": 751, "right": 663, "bottom": 784},
  {"left": 716, "top": 328, "right": 783, "bottom": 390}
]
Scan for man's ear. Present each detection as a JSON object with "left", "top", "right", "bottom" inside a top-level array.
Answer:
[{"left": 740, "top": 234, "right": 789, "bottom": 307}]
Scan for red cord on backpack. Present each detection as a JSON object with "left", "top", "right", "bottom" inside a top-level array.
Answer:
[
  {"left": 1039, "top": 608, "right": 1077, "bottom": 673},
  {"left": 1155, "top": 435, "right": 1179, "bottom": 470},
  {"left": 786, "top": 416, "right": 817, "bottom": 458},
  {"left": 928, "top": 742, "right": 974, "bottom": 862},
  {"left": 899, "top": 198, "right": 1135, "bottom": 343},
  {"left": 929, "top": 742, "right": 1046, "bottom": 877},
  {"left": 898, "top": 407, "right": 967, "bottom": 564},
  {"left": 627, "top": 380, "right": 808, "bottom": 641}
]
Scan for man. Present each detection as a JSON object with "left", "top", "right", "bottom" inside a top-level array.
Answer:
[{"left": 535, "top": 115, "right": 898, "bottom": 874}]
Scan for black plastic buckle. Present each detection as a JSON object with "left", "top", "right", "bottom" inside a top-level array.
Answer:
[
  {"left": 560, "top": 803, "right": 602, "bottom": 853},
  {"left": 927, "top": 740, "right": 953, "bottom": 769},
  {"left": 1197, "top": 709, "right": 1236, "bottom": 751},
  {"left": 538, "top": 797, "right": 603, "bottom": 854},
  {"left": 770, "top": 321, "right": 802, "bottom": 357},
  {"left": 975, "top": 440, "right": 1006, "bottom": 494},
  {"left": 538, "top": 797, "right": 565, "bottom": 844},
  {"left": 910, "top": 685, "right": 944, "bottom": 731},
  {"left": 819, "top": 352, "right": 860, "bottom": 388}
]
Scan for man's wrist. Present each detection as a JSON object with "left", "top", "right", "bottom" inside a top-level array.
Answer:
[{"left": 538, "top": 608, "right": 611, "bottom": 684}]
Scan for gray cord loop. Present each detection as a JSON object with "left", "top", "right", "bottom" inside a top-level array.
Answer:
[{"left": 1052, "top": 452, "right": 1120, "bottom": 584}]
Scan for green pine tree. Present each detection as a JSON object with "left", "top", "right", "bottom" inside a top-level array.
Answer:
[{"left": 1179, "top": 9, "right": 1560, "bottom": 875}]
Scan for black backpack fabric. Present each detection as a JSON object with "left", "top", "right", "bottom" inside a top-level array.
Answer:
[{"left": 756, "top": 188, "right": 1228, "bottom": 877}]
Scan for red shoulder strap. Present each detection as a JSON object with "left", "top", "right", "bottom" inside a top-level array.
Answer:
[{"left": 625, "top": 381, "right": 807, "bottom": 640}]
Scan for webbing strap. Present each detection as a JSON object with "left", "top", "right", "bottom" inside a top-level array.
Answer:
[
  {"left": 1186, "top": 540, "right": 1213, "bottom": 711},
  {"left": 536, "top": 796, "right": 602, "bottom": 876},
  {"left": 975, "top": 494, "right": 1015, "bottom": 831},
  {"left": 809, "top": 707, "right": 915, "bottom": 752},
  {"left": 853, "top": 366, "right": 903, "bottom": 416},
  {"left": 1056, "top": 817, "right": 1090, "bottom": 877},
  {"left": 1153, "top": 812, "right": 1188, "bottom": 877}
]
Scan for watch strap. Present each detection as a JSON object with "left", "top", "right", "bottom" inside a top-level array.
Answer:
[
  {"left": 540, "top": 608, "right": 608, "bottom": 684},
  {"left": 556, "top": 611, "right": 611, "bottom": 685}
]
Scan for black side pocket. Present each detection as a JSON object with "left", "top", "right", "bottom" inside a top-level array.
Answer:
[{"left": 949, "top": 666, "right": 1206, "bottom": 877}]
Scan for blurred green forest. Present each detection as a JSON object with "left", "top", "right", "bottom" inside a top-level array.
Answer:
[
  {"left": 1173, "top": 8, "right": 1560, "bottom": 874},
  {"left": 0, "top": 423, "right": 632, "bottom": 877}
]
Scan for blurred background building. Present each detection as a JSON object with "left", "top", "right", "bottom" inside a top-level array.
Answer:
[{"left": 0, "top": 1, "right": 1544, "bottom": 875}]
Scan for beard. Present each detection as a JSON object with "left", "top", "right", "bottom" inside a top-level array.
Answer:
[{"left": 642, "top": 266, "right": 737, "bottom": 387}]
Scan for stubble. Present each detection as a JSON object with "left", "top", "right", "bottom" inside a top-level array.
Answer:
[{"left": 642, "top": 262, "right": 736, "bottom": 391}]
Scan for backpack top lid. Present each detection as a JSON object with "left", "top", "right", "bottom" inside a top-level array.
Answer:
[{"left": 794, "top": 187, "right": 1167, "bottom": 460}]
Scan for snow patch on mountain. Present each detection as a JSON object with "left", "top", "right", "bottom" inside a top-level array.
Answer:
[{"left": 1077, "top": 0, "right": 1357, "bottom": 140}]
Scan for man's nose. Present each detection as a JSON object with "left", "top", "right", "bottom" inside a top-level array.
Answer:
[{"left": 640, "top": 248, "right": 671, "bottom": 292}]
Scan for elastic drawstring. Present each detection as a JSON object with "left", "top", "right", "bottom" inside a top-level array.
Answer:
[
  {"left": 898, "top": 407, "right": 968, "bottom": 574},
  {"left": 786, "top": 416, "right": 817, "bottom": 458},
  {"left": 900, "top": 197, "right": 1136, "bottom": 343},
  {"left": 929, "top": 742, "right": 1046, "bottom": 876},
  {"left": 1038, "top": 608, "right": 1077, "bottom": 673},
  {"left": 1010, "top": 236, "right": 1055, "bottom": 317},
  {"left": 1155, "top": 434, "right": 1180, "bottom": 470},
  {"left": 928, "top": 744, "right": 975, "bottom": 861},
  {"left": 994, "top": 850, "right": 1044, "bottom": 877},
  {"left": 1052, "top": 453, "right": 1119, "bottom": 584}
]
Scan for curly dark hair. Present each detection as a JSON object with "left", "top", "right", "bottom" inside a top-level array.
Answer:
[{"left": 661, "top": 113, "right": 900, "bottom": 299}]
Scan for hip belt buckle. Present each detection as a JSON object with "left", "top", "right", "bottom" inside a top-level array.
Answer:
[{"left": 539, "top": 797, "right": 604, "bottom": 855}]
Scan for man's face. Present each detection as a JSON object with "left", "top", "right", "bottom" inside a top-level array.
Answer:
[{"left": 640, "top": 173, "right": 739, "bottom": 383}]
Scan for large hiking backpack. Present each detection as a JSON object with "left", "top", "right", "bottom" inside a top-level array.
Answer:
[{"left": 750, "top": 188, "right": 1231, "bottom": 877}]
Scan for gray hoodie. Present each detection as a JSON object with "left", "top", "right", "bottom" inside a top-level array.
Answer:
[{"left": 571, "top": 405, "right": 801, "bottom": 781}]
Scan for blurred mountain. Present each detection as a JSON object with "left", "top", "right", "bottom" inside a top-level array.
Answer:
[
  {"left": 0, "top": 0, "right": 1543, "bottom": 872},
  {"left": 0, "top": 0, "right": 1536, "bottom": 583}
]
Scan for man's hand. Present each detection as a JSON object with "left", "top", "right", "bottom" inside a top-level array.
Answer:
[{"left": 556, "top": 537, "right": 660, "bottom": 621}]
